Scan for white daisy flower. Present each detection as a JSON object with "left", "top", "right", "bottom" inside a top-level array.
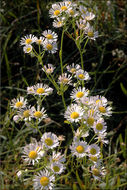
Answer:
[
  {"left": 42, "top": 64, "right": 56, "bottom": 74},
  {"left": 83, "top": 109, "right": 98, "bottom": 127},
  {"left": 43, "top": 40, "right": 57, "bottom": 54},
  {"left": 91, "top": 165, "right": 106, "bottom": 181},
  {"left": 50, "top": 151, "right": 66, "bottom": 163},
  {"left": 42, "top": 30, "right": 58, "bottom": 42},
  {"left": 76, "top": 69, "right": 91, "bottom": 81},
  {"left": 74, "top": 127, "right": 89, "bottom": 139},
  {"left": 50, "top": 162, "right": 65, "bottom": 174},
  {"left": 10, "top": 96, "right": 27, "bottom": 109},
  {"left": 67, "top": 7, "right": 79, "bottom": 17},
  {"left": 33, "top": 83, "right": 53, "bottom": 96},
  {"left": 89, "top": 155, "right": 101, "bottom": 164},
  {"left": 95, "top": 132, "right": 108, "bottom": 145},
  {"left": 35, "top": 37, "right": 45, "bottom": 45},
  {"left": 93, "top": 118, "right": 107, "bottom": 134},
  {"left": 94, "top": 95, "right": 108, "bottom": 107},
  {"left": 23, "top": 44, "right": 32, "bottom": 54},
  {"left": 64, "top": 104, "right": 84, "bottom": 123},
  {"left": 17, "top": 106, "right": 32, "bottom": 121},
  {"left": 20, "top": 34, "right": 37, "bottom": 46},
  {"left": 59, "top": 1, "right": 71, "bottom": 13},
  {"left": 79, "top": 5, "right": 87, "bottom": 15},
  {"left": 27, "top": 86, "right": 35, "bottom": 95},
  {"left": 31, "top": 105, "right": 47, "bottom": 121},
  {"left": 87, "top": 144, "right": 100, "bottom": 157},
  {"left": 70, "top": 139, "right": 88, "bottom": 158},
  {"left": 41, "top": 132, "right": 59, "bottom": 149},
  {"left": 53, "top": 18, "right": 64, "bottom": 28},
  {"left": 58, "top": 73, "right": 72, "bottom": 86},
  {"left": 97, "top": 104, "right": 112, "bottom": 117},
  {"left": 66, "top": 63, "right": 81, "bottom": 74},
  {"left": 82, "top": 11, "right": 95, "bottom": 21},
  {"left": 70, "top": 87, "right": 89, "bottom": 101},
  {"left": 22, "top": 140, "right": 42, "bottom": 165},
  {"left": 49, "top": 4, "right": 61, "bottom": 18},
  {"left": 33, "top": 170, "right": 55, "bottom": 190},
  {"left": 76, "top": 18, "right": 88, "bottom": 30},
  {"left": 86, "top": 26, "right": 98, "bottom": 40}
]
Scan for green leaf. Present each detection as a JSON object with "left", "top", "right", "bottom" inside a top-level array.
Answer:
[{"left": 120, "top": 83, "right": 127, "bottom": 96}]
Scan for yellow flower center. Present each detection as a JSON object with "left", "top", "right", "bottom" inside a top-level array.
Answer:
[
  {"left": 88, "top": 31, "right": 94, "bottom": 37},
  {"left": 90, "top": 156, "right": 98, "bottom": 162},
  {"left": 36, "top": 88, "right": 45, "bottom": 94},
  {"left": 28, "top": 151, "right": 37, "bottom": 159},
  {"left": 99, "top": 106, "right": 106, "bottom": 113},
  {"left": 69, "top": 9, "right": 74, "bottom": 15},
  {"left": 23, "top": 110, "right": 30, "bottom": 118},
  {"left": 82, "top": 10, "right": 86, "bottom": 14},
  {"left": 37, "top": 39, "right": 42, "bottom": 44},
  {"left": 46, "top": 68, "right": 52, "bottom": 73},
  {"left": 34, "top": 111, "right": 42, "bottom": 118},
  {"left": 76, "top": 92, "right": 84, "bottom": 98},
  {"left": 46, "top": 44, "right": 53, "bottom": 50},
  {"left": 57, "top": 21, "right": 62, "bottom": 26},
  {"left": 76, "top": 145, "right": 84, "bottom": 153},
  {"left": 92, "top": 168, "right": 100, "bottom": 176},
  {"left": 87, "top": 117, "right": 94, "bottom": 126},
  {"left": 96, "top": 123, "right": 103, "bottom": 130},
  {"left": 45, "top": 138, "right": 53, "bottom": 146},
  {"left": 53, "top": 166, "right": 60, "bottom": 172},
  {"left": 61, "top": 6, "right": 67, "bottom": 11},
  {"left": 15, "top": 102, "right": 23, "bottom": 108},
  {"left": 54, "top": 10, "right": 60, "bottom": 16},
  {"left": 46, "top": 34, "right": 53, "bottom": 39},
  {"left": 96, "top": 99, "right": 101, "bottom": 104},
  {"left": 70, "top": 112, "right": 79, "bottom": 119},
  {"left": 62, "top": 78, "right": 69, "bottom": 84},
  {"left": 40, "top": 176, "right": 49, "bottom": 186},
  {"left": 25, "top": 39, "right": 32, "bottom": 44},
  {"left": 26, "top": 47, "right": 31, "bottom": 52},
  {"left": 70, "top": 68, "right": 76, "bottom": 73},
  {"left": 78, "top": 74, "right": 85, "bottom": 79},
  {"left": 90, "top": 148, "right": 97, "bottom": 155}
]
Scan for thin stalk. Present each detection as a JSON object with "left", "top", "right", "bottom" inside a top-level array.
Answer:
[{"left": 59, "top": 28, "right": 65, "bottom": 74}]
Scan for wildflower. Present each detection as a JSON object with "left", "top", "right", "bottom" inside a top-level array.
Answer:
[
  {"left": 66, "top": 63, "right": 81, "bottom": 74},
  {"left": 17, "top": 106, "right": 32, "bottom": 121},
  {"left": 50, "top": 162, "right": 65, "bottom": 174},
  {"left": 59, "top": 1, "right": 71, "bottom": 13},
  {"left": 64, "top": 104, "right": 84, "bottom": 123},
  {"left": 20, "top": 34, "right": 37, "bottom": 46},
  {"left": 79, "top": 5, "right": 87, "bottom": 15},
  {"left": 91, "top": 165, "right": 106, "bottom": 180},
  {"left": 76, "top": 69, "right": 91, "bottom": 81},
  {"left": 94, "top": 95, "right": 108, "bottom": 107},
  {"left": 43, "top": 40, "right": 57, "bottom": 54},
  {"left": 31, "top": 105, "right": 47, "bottom": 121},
  {"left": 41, "top": 132, "right": 59, "bottom": 149},
  {"left": 82, "top": 11, "right": 95, "bottom": 21},
  {"left": 35, "top": 37, "right": 45, "bottom": 45},
  {"left": 70, "top": 139, "right": 88, "bottom": 158},
  {"left": 95, "top": 132, "right": 108, "bottom": 145},
  {"left": 58, "top": 73, "right": 72, "bottom": 86},
  {"left": 53, "top": 18, "right": 64, "bottom": 28},
  {"left": 87, "top": 144, "right": 100, "bottom": 157},
  {"left": 85, "top": 25, "right": 98, "bottom": 40},
  {"left": 42, "top": 30, "right": 58, "bottom": 42},
  {"left": 67, "top": 7, "right": 78, "bottom": 17},
  {"left": 22, "top": 140, "right": 42, "bottom": 165},
  {"left": 70, "top": 87, "right": 89, "bottom": 101},
  {"left": 74, "top": 127, "right": 89, "bottom": 138},
  {"left": 33, "top": 170, "right": 55, "bottom": 190},
  {"left": 10, "top": 96, "right": 27, "bottom": 109},
  {"left": 76, "top": 18, "right": 88, "bottom": 30},
  {"left": 93, "top": 118, "right": 107, "bottom": 134},
  {"left": 49, "top": 4, "right": 61, "bottom": 18},
  {"left": 50, "top": 151, "right": 66, "bottom": 163},
  {"left": 13, "top": 115, "right": 20, "bottom": 123},
  {"left": 23, "top": 44, "right": 32, "bottom": 54},
  {"left": 97, "top": 104, "right": 112, "bottom": 117},
  {"left": 42, "top": 64, "right": 56, "bottom": 74},
  {"left": 33, "top": 83, "right": 53, "bottom": 96},
  {"left": 27, "top": 86, "right": 35, "bottom": 95}
]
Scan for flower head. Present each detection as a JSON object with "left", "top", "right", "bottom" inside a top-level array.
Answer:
[
  {"left": 41, "top": 132, "right": 59, "bottom": 149},
  {"left": 20, "top": 34, "right": 37, "bottom": 46},
  {"left": 10, "top": 96, "right": 27, "bottom": 109}
]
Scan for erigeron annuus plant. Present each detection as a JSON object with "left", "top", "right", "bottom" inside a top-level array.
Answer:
[{"left": 10, "top": 1, "right": 113, "bottom": 189}]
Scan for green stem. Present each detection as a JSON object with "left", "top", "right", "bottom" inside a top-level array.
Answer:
[
  {"left": 59, "top": 28, "right": 65, "bottom": 74},
  {"left": 61, "top": 92, "right": 67, "bottom": 109}
]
